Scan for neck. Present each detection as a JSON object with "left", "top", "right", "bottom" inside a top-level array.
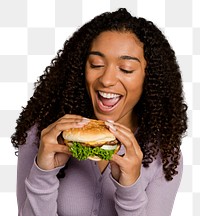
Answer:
[{"left": 117, "top": 112, "right": 138, "bottom": 133}]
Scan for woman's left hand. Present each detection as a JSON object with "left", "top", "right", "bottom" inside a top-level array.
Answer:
[{"left": 106, "top": 121, "right": 143, "bottom": 186}]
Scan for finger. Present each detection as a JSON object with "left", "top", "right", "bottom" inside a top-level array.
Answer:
[
  {"left": 116, "top": 126, "right": 141, "bottom": 156},
  {"left": 42, "top": 117, "right": 90, "bottom": 138},
  {"left": 106, "top": 122, "right": 135, "bottom": 154},
  {"left": 110, "top": 160, "right": 120, "bottom": 181},
  {"left": 44, "top": 120, "right": 89, "bottom": 143},
  {"left": 43, "top": 142, "right": 71, "bottom": 155},
  {"left": 53, "top": 144, "right": 72, "bottom": 155},
  {"left": 43, "top": 115, "right": 86, "bottom": 134},
  {"left": 62, "top": 114, "right": 84, "bottom": 119},
  {"left": 110, "top": 153, "right": 126, "bottom": 167},
  {"left": 110, "top": 122, "right": 132, "bottom": 132},
  {"left": 43, "top": 114, "right": 87, "bottom": 132},
  {"left": 57, "top": 115, "right": 89, "bottom": 127},
  {"left": 106, "top": 122, "right": 141, "bottom": 157}
]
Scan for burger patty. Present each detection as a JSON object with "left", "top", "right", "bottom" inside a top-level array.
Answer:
[{"left": 67, "top": 139, "right": 119, "bottom": 147}]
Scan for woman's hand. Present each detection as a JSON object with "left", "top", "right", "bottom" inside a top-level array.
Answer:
[
  {"left": 37, "top": 114, "right": 89, "bottom": 170},
  {"left": 106, "top": 121, "right": 143, "bottom": 186}
]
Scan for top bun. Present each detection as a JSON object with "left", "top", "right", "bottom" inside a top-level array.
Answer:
[{"left": 62, "top": 119, "right": 115, "bottom": 145}]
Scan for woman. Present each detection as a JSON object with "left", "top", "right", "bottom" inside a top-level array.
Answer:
[{"left": 12, "top": 8, "right": 187, "bottom": 216}]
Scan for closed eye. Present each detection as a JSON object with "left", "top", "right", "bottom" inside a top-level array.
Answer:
[
  {"left": 90, "top": 64, "right": 104, "bottom": 68},
  {"left": 120, "top": 68, "right": 134, "bottom": 73}
]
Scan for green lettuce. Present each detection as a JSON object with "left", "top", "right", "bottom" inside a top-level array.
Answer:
[{"left": 69, "top": 142, "right": 115, "bottom": 160}]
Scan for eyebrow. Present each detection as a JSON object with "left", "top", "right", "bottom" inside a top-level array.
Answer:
[
  {"left": 88, "top": 51, "right": 140, "bottom": 63},
  {"left": 120, "top": 55, "right": 140, "bottom": 63},
  {"left": 88, "top": 51, "right": 104, "bottom": 57}
]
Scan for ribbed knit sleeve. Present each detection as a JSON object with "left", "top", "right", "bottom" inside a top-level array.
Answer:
[
  {"left": 17, "top": 125, "right": 63, "bottom": 216},
  {"left": 110, "top": 174, "right": 148, "bottom": 216},
  {"left": 110, "top": 154, "right": 183, "bottom": 216},
  {"left": 20, "top": 160, "right": 62, "bottom": 216}
]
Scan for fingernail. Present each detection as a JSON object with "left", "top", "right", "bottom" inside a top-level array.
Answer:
[
  {"left": 82, "top": 118, "right": 90, "bottom": 122},
  {"left": 109, "top": 125, "right": 117, "bottom": 131},
  {"left": 77, "top": 118, "right": 90, "bottom": 125},
  {"left": 105, "top": 121, "right": 116, "bottom": 131},
  {"left": 107, "top": 119, "right": 114, "bottom": 123}
]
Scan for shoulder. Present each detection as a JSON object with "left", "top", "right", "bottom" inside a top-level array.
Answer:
[
  {"left": 18, "top": 124, "right": 39, "bottom": 151},
  {"left": 141, "top": 151, "right": 183, "bottom": 183}
]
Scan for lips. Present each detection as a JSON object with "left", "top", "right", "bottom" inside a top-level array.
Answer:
[{"left": 96, "top": 91, "right": 122, "bottom": 112}]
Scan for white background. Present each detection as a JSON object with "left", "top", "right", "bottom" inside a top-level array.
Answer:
[{"left": 0, "top": 0, "right": 199, "bottom": 215}]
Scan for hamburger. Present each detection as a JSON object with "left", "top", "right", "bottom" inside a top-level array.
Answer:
[{"left": 62, "top": 119, "right": 120, "bottom": 161}]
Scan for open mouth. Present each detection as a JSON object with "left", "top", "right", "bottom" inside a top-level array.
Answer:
[{"left": 96, "top": 91, "right": 122, "bottom": 111}]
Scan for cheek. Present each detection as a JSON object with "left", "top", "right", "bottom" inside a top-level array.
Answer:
[
  {"left": 85, "top": 64, "right": 91, "bottom": 81},
  {"left": 126, "top": 87, "right": 143, "bottom": 110},
  {"left": 85, "top": 68, "right": 98, "bottom": 87},
  {"left": 127, "top": 76, "right": 144, "bottom": 100}
]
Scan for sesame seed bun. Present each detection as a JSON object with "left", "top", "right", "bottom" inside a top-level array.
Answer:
[{"left": 62, "top": 119, "right": 116, "bottom": 147}]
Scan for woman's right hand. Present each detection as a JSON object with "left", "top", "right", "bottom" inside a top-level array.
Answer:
[{"left": 37, "top": 114, "right": 90, "bottom": 170}]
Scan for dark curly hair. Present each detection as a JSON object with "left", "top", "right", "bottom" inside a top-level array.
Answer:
[{"left": 11, "top": 8, "right": 187, "bottom": 181}]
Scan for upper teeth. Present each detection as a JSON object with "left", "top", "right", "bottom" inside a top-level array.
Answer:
[{"left": 99, "top": 91, "right": 120, "bottom": 99}]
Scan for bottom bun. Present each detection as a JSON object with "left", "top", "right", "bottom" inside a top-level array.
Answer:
[
  {"left": 87, "top": 156, "right": 102, "bottom": 161},
  {"left": 114, "top": 144, "right": 121, "bottom": 154}
]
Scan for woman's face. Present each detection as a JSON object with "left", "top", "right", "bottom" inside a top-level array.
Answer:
[{"left": 85, "top": 31, "right": 146, "bottom": 127}]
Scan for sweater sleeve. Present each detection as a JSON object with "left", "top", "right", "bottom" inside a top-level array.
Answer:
[
  {"left": 145, "top": 155, "right": 183, "bottom": 216},
  {"left": 110, "top": 174, "right": 148, "bottom": 216},
  {"left": 21, "top": 159, "right": 63, "bottom": 216},
  {"left": 110, "top": 154, "right": 183, "bottom": 216},
  {"left": 17, "top": 126, "right": 63, "bottom": 216}
]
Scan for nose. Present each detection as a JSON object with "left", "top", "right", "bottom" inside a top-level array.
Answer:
[{"left": 99, "top": 65, "right": 118, "bottom": 87}]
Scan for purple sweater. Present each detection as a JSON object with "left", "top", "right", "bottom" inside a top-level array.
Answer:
[{"left": 17, "top": 125, "right": 183, "bottom": 216}]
